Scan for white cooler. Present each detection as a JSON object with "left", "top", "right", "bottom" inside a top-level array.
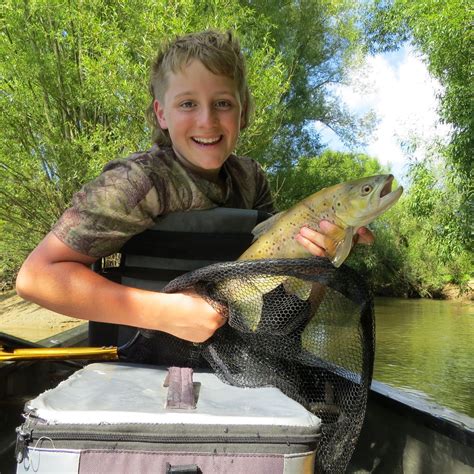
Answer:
[{"left": 16, "top": 362, "right": 321, "bottom": 473}]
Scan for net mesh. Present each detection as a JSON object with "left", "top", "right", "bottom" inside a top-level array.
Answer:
[{"left": 121, "top": 257, "right": 374, "bottom": 473}]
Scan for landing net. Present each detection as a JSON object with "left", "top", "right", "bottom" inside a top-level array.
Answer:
[{"left": 123, "top": 258, "right": 374, "bottom": 473}]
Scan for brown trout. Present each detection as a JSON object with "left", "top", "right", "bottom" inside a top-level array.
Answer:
[{"left": 219, "top": 175, "right": 403, "bottom": 331}]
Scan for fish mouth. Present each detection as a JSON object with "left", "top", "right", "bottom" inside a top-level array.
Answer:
[
  {"left": 379, "top": 175, "right": 403, "bottom": 211},
  {"left": 355, "top": 174, "right": 403, "bottom": 227}
]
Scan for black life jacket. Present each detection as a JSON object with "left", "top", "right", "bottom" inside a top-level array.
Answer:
[{"left": 89, "top": 208, "right": 271, "bottom": 352}]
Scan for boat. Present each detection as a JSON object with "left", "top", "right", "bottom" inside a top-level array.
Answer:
[
  {"left": 2, "top": 209, "right": 472, "bottom": 472},
  {"left": 0, "top": 326, "right": 89, "bottom": 473},
  {"left": 1, "top": 326, "right": 473, "bottom": 473},
  {"left": 350, "top": 380, "right": 474, "bottom": 473}
]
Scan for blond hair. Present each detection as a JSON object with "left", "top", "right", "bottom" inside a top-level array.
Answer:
[{"left": 146, "top": 30, "right": 253, "bottom": 146}]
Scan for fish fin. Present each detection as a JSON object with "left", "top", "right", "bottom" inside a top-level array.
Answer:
[
  {"left": 325, "top": 226, "right": 354, "bottom": 268},
  {"left": 233, "top": 293, "right": 263, "bottom": 332},
  {"left": 251, "top": 212, "right": 285, "bottom": 240},
  {"left": 243, "top": 276, "right": 311, "bottom": 329},
  {"left": 240, "top": 275, "right": 287, "bottom": 330},
  {"left": 252, "top": 275, "right": 286, "bottom": 293},
  {"left": 283, "top": 277, "right": 312, "bottom": 300},
  {"left": 220, "top": 276, "right": 285, "bottom": 331}
]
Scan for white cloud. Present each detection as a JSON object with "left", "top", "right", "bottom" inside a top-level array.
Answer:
[{"left": 315, "top": 46, "right": 452, "bottom": 184}]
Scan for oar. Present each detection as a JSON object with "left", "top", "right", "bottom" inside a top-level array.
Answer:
[{"left": 0, "top": 345, "right": 119, "bottom": 362}]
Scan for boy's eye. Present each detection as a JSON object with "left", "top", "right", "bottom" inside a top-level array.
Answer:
[
  {"left": 179, "top": 101, "right": 195, "bottom": 109},
  {"left": 215, "top": 100, "right": 232, "bottom": 109}
]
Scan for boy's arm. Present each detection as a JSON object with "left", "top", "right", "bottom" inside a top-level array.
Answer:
[{"left": 16, "top": 233, "right": 225, "bottom": 343}]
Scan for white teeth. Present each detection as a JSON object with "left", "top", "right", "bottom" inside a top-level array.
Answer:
[{"left": 193, "top": 136, "right": 221, "bottom": 144}]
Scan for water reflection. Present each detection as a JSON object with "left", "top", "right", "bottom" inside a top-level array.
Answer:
[{"left": 373, "top": 297, "right": 474, "bottom": 417}]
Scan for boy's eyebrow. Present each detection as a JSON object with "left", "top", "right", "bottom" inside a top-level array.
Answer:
[
  {"left": 172, "top": 91, "right": 194, "bottom": 99},
  {"left": 172, "top": 90, "right": 238, "bottom": 99}
]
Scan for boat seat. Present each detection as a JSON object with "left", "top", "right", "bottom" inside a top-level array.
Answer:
[{"left": 89, "top": 208, "right": 271, "bottom": 347}]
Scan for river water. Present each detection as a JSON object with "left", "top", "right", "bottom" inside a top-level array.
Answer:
[{"left": 373, "top": 297, "right": 474, "bottom": 418}]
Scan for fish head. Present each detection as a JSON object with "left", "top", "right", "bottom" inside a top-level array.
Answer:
[{"left": 331, "top": 175, "right": 403, "bottom": 228}]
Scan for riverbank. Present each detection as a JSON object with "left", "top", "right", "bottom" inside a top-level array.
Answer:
[
  {"left": 0, "top": 290, "right": 84, "bottom": 342},
  {"left": 440, "top": 282, "right": 474, "bottom": 301},
  {"left": 371, "top": 280, "right": 473, "bottom": 301}
]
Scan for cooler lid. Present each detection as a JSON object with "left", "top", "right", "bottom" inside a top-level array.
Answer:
[{"left": 27, "top": 362, "right": 321, "bottom": 429}]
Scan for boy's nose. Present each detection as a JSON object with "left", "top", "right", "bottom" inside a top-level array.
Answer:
[{"left": 197, "top": 107, "right": 218, "bottom": 127}]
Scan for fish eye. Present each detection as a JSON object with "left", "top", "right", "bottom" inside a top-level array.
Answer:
[{"left": 361, "top": 185, "right": 373, "bottom": 195}]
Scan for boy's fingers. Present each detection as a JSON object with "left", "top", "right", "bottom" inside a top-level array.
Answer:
[
  {"left": 296, "top": 234, "right": 326, "bottom": 257},
  {"left": 298, "top": 226, "right": 325, "bottom": 245},
  {"left": 296, "top": 226, "right": 328, "bottom": 257},
  {"left": 300, "top": 221, "right": 374, "bottom": 250},
  {"left": 319, "top": 220, "right": 341, "bottom": 233}
]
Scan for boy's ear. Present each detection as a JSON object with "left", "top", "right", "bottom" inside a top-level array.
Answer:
[{"left": 153, "top": 99, "right": 168, "bottom": 129}]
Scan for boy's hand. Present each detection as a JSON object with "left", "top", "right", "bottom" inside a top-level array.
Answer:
[
  {"left": 295, "top": 220, "right": 374, "bottom": 258},
  {"left": 160, "top": 290, "right": 227, "bottom": 343}
]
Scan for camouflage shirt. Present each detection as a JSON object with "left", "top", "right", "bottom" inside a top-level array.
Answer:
[{"left": 53, "top": 145, "right": 275, "bottom": 257}]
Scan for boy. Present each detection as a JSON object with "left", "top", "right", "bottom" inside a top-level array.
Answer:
[{"left": 16, "top": 31, "right": 373, "bottom": 344}]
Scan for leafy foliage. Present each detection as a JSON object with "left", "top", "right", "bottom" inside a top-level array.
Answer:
[
  {"left": 363, "top": 0, "right": 473, "bottom": 246},
  {"left": 240, "top": 0, "right": 376, "bottom": 167},
  {"left": 0, "top": 1, "right": 471, "bottom": 299},
  {"left": 0, "top": 0, "right": 288, "bottom": 275}
]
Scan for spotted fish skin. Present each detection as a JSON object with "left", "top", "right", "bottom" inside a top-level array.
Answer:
[
  {"left": 222, "top": 175, "right": 403, "bottom": 331},
  {"left": 239, "top": 174, "right": 403, "bottom": 266}
]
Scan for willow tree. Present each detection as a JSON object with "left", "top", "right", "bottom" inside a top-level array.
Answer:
[{"left": 0, "top": 0, "right": 288, "bottom": 281}]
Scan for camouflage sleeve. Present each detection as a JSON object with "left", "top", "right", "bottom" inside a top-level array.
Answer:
[
  {"left": 252, "top": 160, "right": 276, "bottom": 214},
  {"left": 53, "top": 159, "right": 161, "bottom": 257}
]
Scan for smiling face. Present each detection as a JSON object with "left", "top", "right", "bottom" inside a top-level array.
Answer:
[{"left": 153, "top": 60, "right": 243, "bottom": 179}]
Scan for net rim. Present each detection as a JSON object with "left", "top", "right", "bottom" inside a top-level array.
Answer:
[{"left": 163, "top": 257, "right": 372, "bottom": 307}]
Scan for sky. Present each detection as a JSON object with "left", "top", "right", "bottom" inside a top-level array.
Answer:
[{"left": 315, "top": 45, "right": 452, "bottom": 186}]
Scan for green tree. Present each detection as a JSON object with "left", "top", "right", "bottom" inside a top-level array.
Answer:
[
  {"left": 363, "top": 0, "right": 473, "bottom": 248},
  {"left": 240, "top": 0, "right": 376, "bottom": 169},
  {"left": 0, "top": 0, "right": 288, "bottom": 281}
]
